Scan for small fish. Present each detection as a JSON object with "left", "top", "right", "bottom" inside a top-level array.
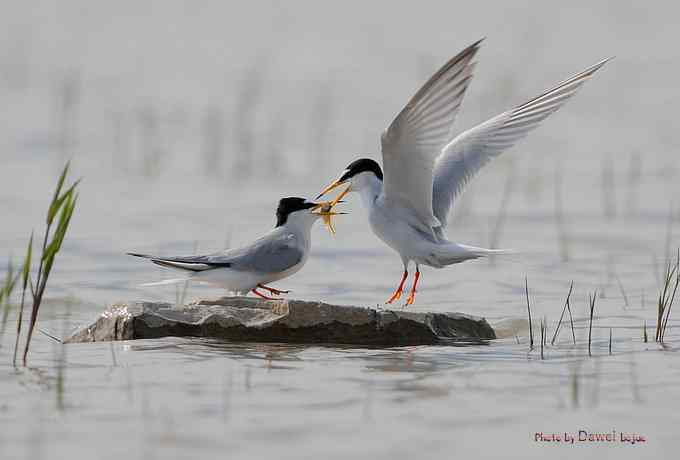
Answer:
[{"left": 314, "top": 200, "right": 347, "bottom": 235}]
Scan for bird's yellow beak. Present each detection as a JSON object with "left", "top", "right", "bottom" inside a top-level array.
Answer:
[
  {"left": 316, "top": 179, "right": 351, "bottom": 207},
  {"left": 311, "top": 201, "right": 346, "bottom": 235}
]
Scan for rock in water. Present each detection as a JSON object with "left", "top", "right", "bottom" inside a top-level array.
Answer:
[{"left": 65, "top": 297, "right": 495, "bottom": 346}]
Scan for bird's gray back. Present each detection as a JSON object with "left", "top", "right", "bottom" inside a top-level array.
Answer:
[{"left": 220, "top": 230, "right": 304, "bottom": 274}]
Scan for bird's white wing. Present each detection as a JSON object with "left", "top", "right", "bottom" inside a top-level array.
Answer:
[
  {"left": 380, "top": 40, "right": 482, "bottom": 232},
  {"left": 432, "top": 58, "right": 610, "bottom": 230}
]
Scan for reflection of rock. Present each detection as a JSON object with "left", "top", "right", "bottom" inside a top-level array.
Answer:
[{"left": 65, "top": 297, "right": 496, "bottom": 346}]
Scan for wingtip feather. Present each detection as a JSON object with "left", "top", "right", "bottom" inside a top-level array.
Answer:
[{"left": 580, "top": 56, "right": 613, "bottom": 77}]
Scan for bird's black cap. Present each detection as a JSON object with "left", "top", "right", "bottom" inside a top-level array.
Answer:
[
  {"left": 339, "top": 158, "right": 383, "bottom": 182},
  {"left": 276, "top": 197, "right": 317, "bottom": 227}
]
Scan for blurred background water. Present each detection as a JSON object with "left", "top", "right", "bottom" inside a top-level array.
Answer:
[{"left": 1, "top": 1, "right": 679, "bottom": 458}]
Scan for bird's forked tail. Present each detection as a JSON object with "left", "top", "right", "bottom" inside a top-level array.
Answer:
[{"left": 436, "top": 242, "right": 513, "bottom": 266}]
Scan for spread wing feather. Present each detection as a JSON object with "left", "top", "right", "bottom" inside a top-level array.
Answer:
[
  {"left": 432, "top": 58, "right": 611, "bottom": 232},
  {"left": 380, "top": 40, "right": 482, "bottom": 232}
]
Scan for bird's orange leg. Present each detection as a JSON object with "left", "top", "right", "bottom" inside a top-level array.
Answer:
[
  {"left": 404, "top": 267, "right": 421, "bottom": 306},
  {"left": 386, "top": 270, "right": 408, "bottom": 304},
  {"left": 252, "top": 288, "right": 280, "bottom": 300},
  {"left": 257, "top": 283, "right": 290, "bottom": 296}
]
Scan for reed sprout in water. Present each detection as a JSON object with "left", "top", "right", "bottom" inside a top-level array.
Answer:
[
  {"left": 11, "top": 162, "right": 80, "bottom": 365},
  {"left": 656, "top": 250, "right": 679, "bottom": 344},
  {"left": 12, "top": 235, "right": 33, "bottom": 365},
  {"left": 525, "top": 277, "right": 534, "bottom": 350},
  {"left": 539, "top": 318, "right": 545, "bottom": 360},
  {"left": 551, "top": 281, "right": 575, "bottom": 345},
  {"left": 588, "top": 292, "right": 597, "bottom": 357},
  {"left": 0, "top": 260, "right": 18, "bottom": 336}
]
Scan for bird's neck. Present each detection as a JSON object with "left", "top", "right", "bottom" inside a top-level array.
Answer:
[
  {"left": 356, "top": 175, "right": 383, "bottom": 209},
  {"left": 281, "top": 215, "right": 316, "bottom": 240}
]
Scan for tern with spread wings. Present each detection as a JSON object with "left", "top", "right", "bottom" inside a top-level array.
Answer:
[
  {"left": 318, "top": 40, "right": 609, "bottom": 305},
  {"left": 129, "top": 197, "right": 343, "bottom": 299}
]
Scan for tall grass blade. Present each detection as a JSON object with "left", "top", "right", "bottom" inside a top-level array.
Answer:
[
  {"left": 551, "top": 281, "right": 574, "bottom": 345},
  {"left": 656, "top": 250, "right": 679, "bottom": 343},
  {"left": 660, "top": 249, "right": 679, "bottom": 342},
  {"left": 540, "top": 318, "right": 545, "bottom": 360},
  {"left": 588, "top": 292, "right": 597, "bottom": 357},
  {"left": 525, "top": 277, "right": 534, "bottom": 350},
  {"left": 21, "top": 163, "right": 79, "bottom": 365},
  {"left": 566, "top": 293, "right": 576, "bottom": 345},
  {"left": 47, "top": 180, "right": 79, "bottom": 226},
  {"left": 48, "top": 162, "right": 70, "bottom": 220},
  {"left": 13, "top": 233, "right": 33, "bottom": 366},
  {"left": 1, "top": 260, "right": 18, "bottom": 336}
]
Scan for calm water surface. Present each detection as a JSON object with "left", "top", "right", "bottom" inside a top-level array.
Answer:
[{"left": 1, "top": 1, "right": 679, "bottom": 458}]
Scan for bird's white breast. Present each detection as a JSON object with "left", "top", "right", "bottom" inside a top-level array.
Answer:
[{"left": 369, "top": 197, "right": 433, "bottom": 262}]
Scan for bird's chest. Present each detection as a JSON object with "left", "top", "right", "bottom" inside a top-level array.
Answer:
[{"left": 368, "top": 202, "right": 421, "bottom": 256}]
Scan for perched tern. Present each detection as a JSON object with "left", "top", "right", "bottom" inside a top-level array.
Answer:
[
  {"left": 128, "top": 197, "right": 343, "bottom": 299},
  {"left": 318, "top": 40, "right": 609, "bottom": 305}
]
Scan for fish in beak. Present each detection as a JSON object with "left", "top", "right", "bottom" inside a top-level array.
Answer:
[{"left": 311, "top": 200, "right": 346, "bottom": 235}]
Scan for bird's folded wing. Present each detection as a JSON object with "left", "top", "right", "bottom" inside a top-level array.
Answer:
[
  {"left": 228, "top": 234, "right": 304, "bottom": 274},
  {"left": 432, "top": 57, "right": 611, "bottom": 229},
  {"left": 128, "top": 235, "right": 303, "bottom": 274},
  {"left": 380, "top": 40, "right": 481, "bottom": 232}
]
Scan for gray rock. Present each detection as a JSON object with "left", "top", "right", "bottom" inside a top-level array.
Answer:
[{"left": 65, "top": 297, "right": 495, "bottom": 346}]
